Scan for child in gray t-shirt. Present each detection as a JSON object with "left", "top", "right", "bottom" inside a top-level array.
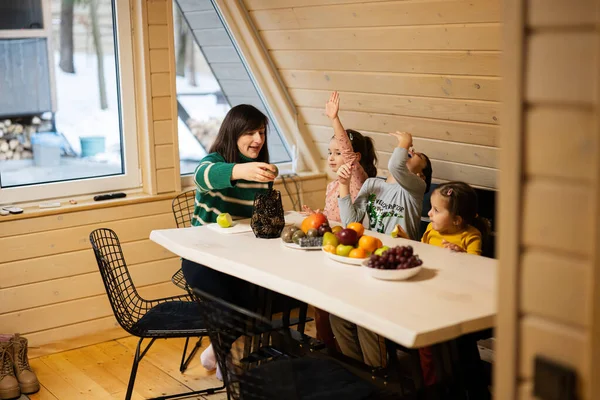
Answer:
[
  {"left": 331, "top": 131, "right": 432, "bottom": 368},
  {"left": 337, "top": 131, "right": 432, "bottom": 240}
]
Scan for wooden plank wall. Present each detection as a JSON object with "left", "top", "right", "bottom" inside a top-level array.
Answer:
[
  {"left": 145, "top": 0, "right": 182, "bottom": 194},
  {"left": 243, "top": 0, "right": 501, "bottom": 189},
  {"left": 496, "top": 0, "right": 600, "bottom": 399}
]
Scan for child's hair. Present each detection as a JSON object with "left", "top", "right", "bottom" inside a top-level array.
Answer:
[
  {"left": 210, "top": 104, "right": 270, "bottom": 163},
  {"left": 421, "top": 154, "right": 433, "bottom": 194},
  {"left": 435, "top": 181, "right": 490, "bottom": 240},
  {"left": 340, "top": 129, "right": 378, "bottom": 178}
]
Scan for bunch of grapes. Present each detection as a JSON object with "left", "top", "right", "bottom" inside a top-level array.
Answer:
[{"left": 367, "top": 246, "right": 423, "bottom": 270}]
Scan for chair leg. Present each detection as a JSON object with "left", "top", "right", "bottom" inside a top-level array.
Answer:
[
  {"left": 128, "top": 337, "right": 225, "bottom": 400},
  {"left": 126, "top": 338, "right": 144, "bottom": 400},
  {"left": 180, "top": 337, "right": 203, "bottom": 373}
]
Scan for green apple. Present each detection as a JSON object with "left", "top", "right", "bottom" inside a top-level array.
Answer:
[
  {"left": 374, "top": 246, "right": 390, "bottom": 256},
  {"left": 336, "top": 244, "right": 353, "bottom": 257},
  {"left": 322, "top": 232, "right": 339, "bottom": 247},
  {"left": 216, "top": 213, "right": 232, "bottom": 228}
]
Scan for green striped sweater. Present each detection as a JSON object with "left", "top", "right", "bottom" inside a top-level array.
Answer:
[{"left": 192, "top": 152, "right": 272, "bottom": 226}]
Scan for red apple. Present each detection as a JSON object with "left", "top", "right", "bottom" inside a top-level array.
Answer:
[{"left": 336, "top": 228, "right": 358, "bottom": 246}]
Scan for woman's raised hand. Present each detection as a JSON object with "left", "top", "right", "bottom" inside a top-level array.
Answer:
[{"left": 232, "top": 162, "right": 276, "bottom": 182}]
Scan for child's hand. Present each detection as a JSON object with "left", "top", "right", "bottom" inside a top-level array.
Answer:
[
  {"left": 442, "top": 240, "right": 466, "bottom": 253},
  {"left": 337, "top": 162, "right": 352, "bottom": 186},
  {"left": 301, "top": 205, "right": 321, "bottom": 216},
  {"left": 391, "top": 224, "right": 410, "bottom": 239},
  {"left": 325, "top": 91, "right": 340, "bottom": 120},
  {"left": 389, "top": 131, "right": 413, "bottom": 150}
]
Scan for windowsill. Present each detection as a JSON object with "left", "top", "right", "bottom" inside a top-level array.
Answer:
[
  {"left": 0, "top": 189, "right": 173, "bottom": 222},
  {"left": 1, "top": 171, "right": 328, "bottom": 222}
]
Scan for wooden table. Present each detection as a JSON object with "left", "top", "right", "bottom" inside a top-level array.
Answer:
[{"left": 150, "top": 212, "right": 496, "bottom": 349}]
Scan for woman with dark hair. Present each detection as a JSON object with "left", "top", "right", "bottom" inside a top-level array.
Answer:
[
  {"left": 182, "top": 104, "right": 278, "bottom": 378},
  {"left": 190, "top": 104, "right": 276, "bottom": 227}
]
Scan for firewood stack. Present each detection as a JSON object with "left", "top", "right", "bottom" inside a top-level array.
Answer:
[{"left": 0, "top": 117, "right": 48, "bottom": 161}]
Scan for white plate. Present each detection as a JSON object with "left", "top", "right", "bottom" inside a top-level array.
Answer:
[
  {"left": 361, "top": 259, "right": 422, "bottom": 281},
  {"left": 323, "top": 248, "right": 368, "bottom": 265},
  {"left": 281, "top": 241, "right": 322, "bottom": 251}
]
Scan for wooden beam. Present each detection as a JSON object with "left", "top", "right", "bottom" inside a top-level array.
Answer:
[{"left": 494, "top": 0, "right": 525, "bottom": 397}]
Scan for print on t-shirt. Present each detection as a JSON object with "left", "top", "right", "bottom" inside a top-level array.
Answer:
[{"left": 365, "top": 193, "right": 404, "bottom": 233}]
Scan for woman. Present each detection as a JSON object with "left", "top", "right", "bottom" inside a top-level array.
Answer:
[{"left": 182, "top": 104, "right": 278, "bottom": 377}]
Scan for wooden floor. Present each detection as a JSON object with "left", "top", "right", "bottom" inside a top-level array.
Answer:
[
  {"left": 28, "top": 337, "right": 223, "bottom": 400},
  {"left": 27, "top": 319, "right": 316, "bottom": 400}
]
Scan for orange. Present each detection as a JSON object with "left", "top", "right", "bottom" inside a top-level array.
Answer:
[
  {"left": 301, "top": 213, "right": 328, "bottom": 234},
  {"left": 346, "top": 222, "right": 365, "bottom": 238},
  {"left": 349, "top": 247, "right": 367, "bottom": 259},
  {"left": 375, "top": 238, "right": 383, "bottom": 249},
  {"left": 358, "top": 235, "right": 379, "bottom": 253}
]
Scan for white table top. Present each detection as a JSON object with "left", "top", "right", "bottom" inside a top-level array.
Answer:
[{"left": 150, "top": 212, "right": 496, "bottom": 348}]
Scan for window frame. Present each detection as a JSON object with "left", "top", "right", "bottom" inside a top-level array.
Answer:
[
  {"left": 178, "top": 0, "right": 315, "bottom": 189},
  {"left": 0, "top": 0, "right": 140, "bottom": 204}
]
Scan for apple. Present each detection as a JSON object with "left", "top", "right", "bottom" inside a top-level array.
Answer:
[
  {"left": 322, "top": 232, "right": 339, "bottom": 247},
  {"left": 216, "top": 213, "right": 232, "bottom": 228},
  {"left": 331, "top": 226, "right": 343, "bottom": 234},
  {"left": 374, "top": 246, "right": 390, "bottom": 256},
  {"left": 336, "top": 228, "right": 359, "bottom": 246},
  {"left": 336, "top": 244, "right": 354, "bottom": 257}
]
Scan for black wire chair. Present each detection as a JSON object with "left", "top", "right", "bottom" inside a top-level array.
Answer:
[
  {"left": 170, "top": 189, "right": 196, "bottom": 291},
  {"left": 90, "top": 228, "right": 224, "bottom": 400},
  {"left": 192, "top": 287, "right": 399, "bottom": 400}
]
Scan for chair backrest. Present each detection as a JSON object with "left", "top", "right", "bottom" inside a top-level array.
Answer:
[
  {"left": 172, "top": 190, "right": 196, "bottom": 228},
  {"left": 192, "top": 288, "right": 376, "bottom": 400},
  {"left": 89, "top": 228, "right": 144, "bottom": 333}
]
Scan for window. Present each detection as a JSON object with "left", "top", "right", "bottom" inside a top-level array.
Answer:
[
  {"left": 0, "top": 0, "right": 138, "bottom": 203},
  {"left": 172, "top": 1, "right": 292, "bottom": 176}
]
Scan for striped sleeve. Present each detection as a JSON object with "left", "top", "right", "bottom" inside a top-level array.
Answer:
[{"left": 193, "top": 156, "right": 235, "bottom": 191}]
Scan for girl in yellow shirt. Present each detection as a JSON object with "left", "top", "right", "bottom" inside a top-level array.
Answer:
[
  {"left": 422, "top": 181, "right": 489, "bottom": 255},
  {"left": 419, "top": 181, "right": 489, "bottom": 386}
]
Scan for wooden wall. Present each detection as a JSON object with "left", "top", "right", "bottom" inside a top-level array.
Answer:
[
  {"left": 0, "top": 0, "right": 327, "bottom": 357},
  {"left": 143, "top": 0, "right": 182, "bottom": 194},
  {"left": 496, "top": 0, "right": 600, "bottom": 399},
  {"left": 243, "top": 0, "right": 501, "bottom": 189}
]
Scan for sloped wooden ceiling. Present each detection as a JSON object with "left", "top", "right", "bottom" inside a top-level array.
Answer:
[{"left": 243, "top": 0, "right": 501, "bottom": 189}]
